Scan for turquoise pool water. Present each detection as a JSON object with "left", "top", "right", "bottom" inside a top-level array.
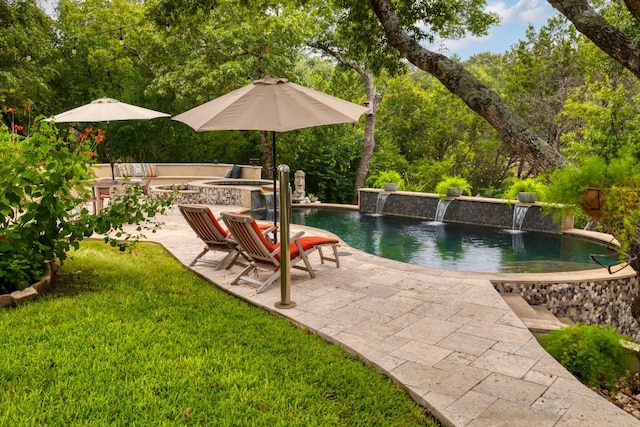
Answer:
[{"left": 285, "top": 208, "right": 611, "bottom": 273}]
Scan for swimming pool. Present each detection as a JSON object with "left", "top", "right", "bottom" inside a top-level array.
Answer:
[{"left": 285, "top": 208, "right": 611, "bottom": 273}]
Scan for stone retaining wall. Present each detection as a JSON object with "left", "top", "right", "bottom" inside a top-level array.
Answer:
[
  {"left": 150, "top": 182, "right": 266, "bottom": 208},
  {"left": 494, "top": 275, "right": 640, "bottom": 341}
]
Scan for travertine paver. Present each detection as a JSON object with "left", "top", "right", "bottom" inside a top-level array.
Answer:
[{"left": 143, "top": 205, "right": 640, "bottom": 427}]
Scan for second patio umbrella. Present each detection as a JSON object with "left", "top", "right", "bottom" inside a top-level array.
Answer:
[
  {"left": 172, "top": 76, "right": 370, "bottom": 233},
  {"left": 46, "top": 97, "right": 170, "bottom": 181}
]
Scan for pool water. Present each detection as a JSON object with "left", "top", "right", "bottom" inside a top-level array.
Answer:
[{"left": 285, "top": 208, "right": 611, "bottom": 273}]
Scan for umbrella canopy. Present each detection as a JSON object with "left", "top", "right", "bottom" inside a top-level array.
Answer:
[
  {"left": 49, "top": 98, "right": 170, "bottom": 123},
  {"left": 172, "top": 76, "right": 369, "bottom": 240},
  {"left": 172, "top": 76, "right": 369, "bottom": 132},
  {"left": 46, "top": 98, "right": 170, "bottom": 180}
]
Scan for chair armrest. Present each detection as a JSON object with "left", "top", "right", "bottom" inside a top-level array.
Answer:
[
  {"left": 288, "top": 231, "right": 305, "bottom": 243},
  {"left": 261, "top": 225, "right": 277, "bottom": 236},
  {"left": 266, "top": 231, "right": 305, "bottom": 257}
]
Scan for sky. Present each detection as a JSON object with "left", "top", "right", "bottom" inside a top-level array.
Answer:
[
  {"left": 433, "top": 0, "right": 558, "bottom": 59},
  {"left": 38, "top": 0, "right": 557, "bottom": 59}
]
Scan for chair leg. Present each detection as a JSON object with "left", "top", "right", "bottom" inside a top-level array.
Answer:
[
  {"left": 190, "top": 247, "right": 209, "bottom": 266},
  {"left": 256, "top": 271, "right": 280, "bottom": 293},
  {"left": 318, "top": 244, "right": 340, "bottom": 268},
  {"left": 231, "top": 263, "right": 257, "bottom": 286},
  {"left": 216, "top": 250, "right": 241, "bottom": 271}
]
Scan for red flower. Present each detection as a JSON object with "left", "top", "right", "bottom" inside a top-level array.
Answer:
[
  {"left": 6, "top": 107, "right": 15, "bottom": 113},
  {"left": 14, "top": 124, "right": 24, "bottom": 132}
]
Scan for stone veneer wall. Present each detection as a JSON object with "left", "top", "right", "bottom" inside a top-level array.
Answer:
[
  {"left": 494, "top": 276, "right": 640, "bottom": 341},
  {"left": 359, "top": 189, "right": 567, "bottom": 233},
  {"left": 151, "top": 183, "right": 265, "bottom": 208}
]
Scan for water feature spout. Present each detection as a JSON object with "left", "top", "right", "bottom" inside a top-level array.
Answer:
[
  {"left": 434, "top": 199, "right": 453, "bottom": 222},
  {"left": 512, "top": 205, "right": 530, "bottom": 230},
  {"left": 376, "top": 193, "right": 389, "bottom": 214},
  {"left": 262, "top": 192, "right": 279, "bottom": 221}
]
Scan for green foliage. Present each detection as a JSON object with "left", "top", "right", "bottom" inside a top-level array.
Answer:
[
  {"left": 541, "top": 324, "right": 635, "bottom": 389},
  {"left": 435, "top": 175, "right": 472, "bottom": 197},
  {"left": 600, "top": 187, "right": 640, "bottom": 260},
  {"left": 502, "top": 178, "right": 549, "bottom": 201},
  {"left": 0, "top": 119, "right": 173, "bottom": 293},
  {"left": 0, "top": 241, "right": 438, "bottom": 427},
  {"left": 371, "top": 170, "right": 405, "bottom": 190},
  {"left": 547, "top": 155, "right": 640, "bottom": 206}
]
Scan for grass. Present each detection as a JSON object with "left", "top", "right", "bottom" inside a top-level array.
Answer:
[{"left": 0, "top": 240, "right": 439, "bottom": 426}]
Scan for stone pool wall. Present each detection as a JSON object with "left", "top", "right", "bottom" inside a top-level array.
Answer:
[
  {"left": 494, "top": 275, "right": 640, "bottom": 341},
  {"left": 359, "top": 189, "right": 571, "bottom": 233}
]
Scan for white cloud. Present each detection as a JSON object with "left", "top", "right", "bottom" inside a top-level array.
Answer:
[
  {"left": 429, "top": 0, "right": 557, "bottom": 58},
  {"left": 487, "top": 0, "right": 555, "bottom": 25}
]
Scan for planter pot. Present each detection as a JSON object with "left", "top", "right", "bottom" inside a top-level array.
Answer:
[
  {"left": 517, "top": 191, "right": 539, "bottom": 203},
  {"left": 446, "top": 187, "right": 463, "bottom": 197},
  {"left": 580, "top": 188, "right": 602, "bottom": 219},
  {"left": 383, "top": 183, "right": 399, "bottom": 192}
]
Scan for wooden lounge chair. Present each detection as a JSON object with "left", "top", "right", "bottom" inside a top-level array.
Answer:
[
  {"left": 221, "top": 212, "right": 340, "bottom": 293},
  {"left": 179, "top": 204, "right": 274, "bottom": 270}
]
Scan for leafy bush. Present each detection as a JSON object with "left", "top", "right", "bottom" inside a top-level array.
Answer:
[
  {"left": 434, "top": 175, "right": 472, "bottom": 197},
  {"left": 0, "top": 118, "right": 173, "bottom": 293},
  {"left": 547, "top": 155, "right": 640, "bottom": 207},
  {"left": 547, "top": 155, "right": 640, "bottom": 266},
  {"left": 502, "top": 177, "right": 549, "bottom": 201},
  {"left": 540, "top": 324, "right": 636, "bottom": 389},
  {"left": 371, "top": 170, "right": 405, "bottom": 190}
]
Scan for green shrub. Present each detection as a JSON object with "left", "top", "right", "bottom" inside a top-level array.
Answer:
[
  {"left": 0, "top": 116, "right": 173, "bottom": 293},
  {"left": 502, "top": 178, "right": 549, "bottom": 201},
  {"left": 434, "top": 175, "right": 472, "bottom": 197},
  {"left": 371, "top": 170, "right": 405, "bottom": 190},
  {"left": 540, "top": 324, "right": 636, "bottom": 389}
]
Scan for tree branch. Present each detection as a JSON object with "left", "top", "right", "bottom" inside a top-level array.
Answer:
[
  {"left": 367, "top": 0, "right": 566, "bottom": 172},
  {"left": 547, "top": 0, "right": 640, "bottom": 79}
]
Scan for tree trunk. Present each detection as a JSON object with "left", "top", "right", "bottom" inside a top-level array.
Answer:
[
  {"left": 260, "top": 130, "right": 272, "bottom": 180},
  {"left": 308, "top": 42, "right": 380, "bottom": 204},
  {"left": 368, "top": 0, "right": 567, "bottom": 172},
  {"left": 356, "top": 85, "right": 381, "bottom": 203}
]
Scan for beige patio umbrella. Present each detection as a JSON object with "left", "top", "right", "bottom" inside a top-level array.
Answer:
[
  {"left": 172, "top": 76, "right": 370, "bottom": 234},
  {"left": 46, "top": 97, "right": 170, "bottom": 180}
]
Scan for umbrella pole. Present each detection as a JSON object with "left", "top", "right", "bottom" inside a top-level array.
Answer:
[
  {"left": 275, "top": 164, "right": 295, "bottom": 309},
  {"left": 108, "top": 121, "right": 115, "bottom": 182},
  {"left": 272, "top": 131, "right": 277, "bottom": 243}
]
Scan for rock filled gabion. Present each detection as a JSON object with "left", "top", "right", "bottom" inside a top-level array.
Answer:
[{"left": 494, "top": 275, "right": 640, "bottom": 341}]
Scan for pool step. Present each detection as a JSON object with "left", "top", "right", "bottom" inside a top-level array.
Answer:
[{"left": 501, "top": 294, "right": 573, "bottom": 333}]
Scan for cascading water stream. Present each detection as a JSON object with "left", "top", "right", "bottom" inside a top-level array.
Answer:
[
  {"left": 434, "top": 199, "right": 453, "bottom": 222},
  {"left": 375, "top": 193, "right": 390, "bottom": 214},
  {"left": 512, "top": 205, "right": 530, "bottom": 230},
  {"left": 262, "top": 192, "right": 279, "bottom": 221}
]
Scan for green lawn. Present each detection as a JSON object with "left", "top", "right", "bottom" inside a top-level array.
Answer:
[{"left": 0, "top": 241, "right": 438, "bottom": 426}]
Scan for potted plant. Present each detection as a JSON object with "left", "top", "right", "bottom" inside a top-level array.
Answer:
[
  {"left": 502, "top": 178, "right": 549, "bottom": 204},
  {"left": 307, "top": 193, "right": 319, "bottom": 203},
  {"left": 372, "top": 170, "right": 405, "bottom": 192},
  {"left": 435, "top": 175, "right": 472, "bottom": 198}
]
